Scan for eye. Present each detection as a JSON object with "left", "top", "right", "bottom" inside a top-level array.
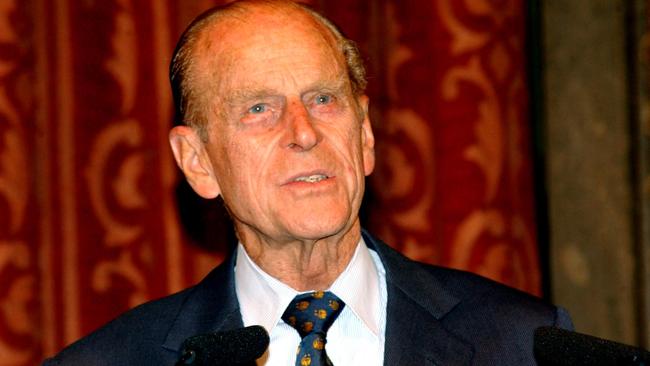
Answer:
[
  {"left": 249, "top": 104, "right": 267, "bottom": 114},
  {"left": 315, "top": 94, "right": 331, "bottom": 105}
]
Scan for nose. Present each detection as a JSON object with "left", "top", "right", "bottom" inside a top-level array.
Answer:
[{"left": 282, "top": 100, "right": 320, "bottom": 151}]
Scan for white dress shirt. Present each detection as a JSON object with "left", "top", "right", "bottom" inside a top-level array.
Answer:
[{"left": 234, "top": 238, "right": 387, "bottom": 366}]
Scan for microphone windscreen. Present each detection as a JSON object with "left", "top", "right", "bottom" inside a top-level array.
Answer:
[
  {"left": 534, "top": 326, "right": 650, "bottom": 366},
  {"left": 180, "top": 325, "right": 269, "bottom": 365}
]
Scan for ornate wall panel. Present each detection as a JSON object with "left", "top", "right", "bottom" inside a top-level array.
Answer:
[
  {"left": 365, "top": 0, "right": 540, "bottom": 294},
  {"left": 0, "top": 1, "right": 41, "bottom": 365}
]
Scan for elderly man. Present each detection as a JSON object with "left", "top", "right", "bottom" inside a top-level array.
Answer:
[{"left": 44, "top": 1, "right": 572, "bottom": 365}]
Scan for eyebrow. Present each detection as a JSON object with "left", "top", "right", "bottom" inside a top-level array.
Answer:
[
  {"left": 305, "top": 76, "right": 349, "bottom": 95},
  {"left": 223, "top": 88, "right": 279, "bottom": 107},
  {"left": 222, "top": 75, "right": 350, "bottom": 106}
]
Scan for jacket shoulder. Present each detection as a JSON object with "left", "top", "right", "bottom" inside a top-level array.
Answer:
[
  {"left": 42, "top": 285, "right": 195, "bottom": 365},
  {"left": 42, "top": 251, "right": 240, "bottom": 365},
  {"left": 365, "top": 231, "right": 572, "bottom": 364},
  {"left": 366, "top": 229, "right": 569, "bottom": 327},
  {"left": 423, "top": 264, "right": 569, "bottom": 326}
]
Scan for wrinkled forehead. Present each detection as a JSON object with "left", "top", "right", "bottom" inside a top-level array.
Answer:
[{"left": 192, "top": 5, "right": 346, "bottom": 87}]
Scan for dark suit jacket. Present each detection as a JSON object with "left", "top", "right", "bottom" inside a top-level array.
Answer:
[{"left": 43, "top": 230, "right": 572, "bottom": 365}]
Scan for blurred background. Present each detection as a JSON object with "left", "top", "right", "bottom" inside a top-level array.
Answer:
[{"left": 0, "top": 0, "right": 648, "bottom": 364}]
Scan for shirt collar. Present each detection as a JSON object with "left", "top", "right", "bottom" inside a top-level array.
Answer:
[{"left": 235, "top": 238, "right": 381, "bottom": 336}]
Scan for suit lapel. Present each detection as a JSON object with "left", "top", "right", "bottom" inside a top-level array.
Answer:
[
  {"left": 363, "top": 230, "right": 475, "bottom": 366},
  {"left": 161, "top": 250, "right": 244, "bottom": 354},
  {"left": 383, "top": 283, "right": 474, "bottom": 366}
]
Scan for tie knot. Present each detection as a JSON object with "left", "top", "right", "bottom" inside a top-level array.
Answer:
[{"left": 281, "top": 291, "right": 345, "bottom": 338}]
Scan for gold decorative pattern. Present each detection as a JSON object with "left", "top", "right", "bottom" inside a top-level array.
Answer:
[
  {"left": 371, "top": 3, "right": 436, "bottom": 260},
  {"left": 85, "top": 119, "right": 144, "bottom": 246},
  {"left": 438, "top": 0, "right": 539, "bottom": 292},
  {"left": 0, "top": 109, "right": 28, "bottom": 233},
  {"left": 442, "top": 56, "right": 503, "bottom": 201},
  {"left": 383, "top": 108, "right": 435, "bottom": 232},
  {"left": 0, "top": 242, "right": 33, "bottom": 366},
  {"left": 149, "top": 0, "right": 184, "bottom": 293},
  {"left": 105, "top": 0, "right": 137, "bottom": 114},
  {"left": 92, "top": 250, "right": 148, "bottom": 307},
  {"left": 438, "top": 0, "right": 490, "bottom": 55},
  {"left": 87, "top": 0, "right": 149, "bottom": 307},
  {"left": 0, "top": 0, "right": 38, "bottom": 363}
]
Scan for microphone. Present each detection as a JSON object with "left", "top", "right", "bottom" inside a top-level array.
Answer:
[
  {"left": 176, "top": 325, "right": 270, "bottom": 366},
  {"left": 534, "top": 326, "right": 650, "bottom": 366}
]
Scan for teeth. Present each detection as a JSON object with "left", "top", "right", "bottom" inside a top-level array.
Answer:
[{"left": 295, "top": 174, "right": 327, "bottom": 183}]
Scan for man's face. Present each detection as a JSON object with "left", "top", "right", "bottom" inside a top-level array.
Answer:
[{"left": 187, "top": 10, "right": 375, "bottom": 245}]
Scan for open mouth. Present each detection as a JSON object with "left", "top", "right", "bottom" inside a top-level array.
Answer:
[{"left": 293, "top": 174, "right": 329, "bottom": 183}]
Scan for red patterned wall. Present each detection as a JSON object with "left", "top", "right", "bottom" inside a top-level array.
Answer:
[
  {"left": 0, "top": 0, "right": 538, "bottom": 364},
  {"left": 365, "top": 0, "right": 540, "bottom": 293}
]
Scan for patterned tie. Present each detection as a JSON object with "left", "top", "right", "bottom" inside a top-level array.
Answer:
[{"left": 281, "top": 291, "right": 345, "bottom": 366}]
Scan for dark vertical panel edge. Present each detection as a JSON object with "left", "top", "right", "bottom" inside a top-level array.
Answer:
[
  {"left": 526, "top": 0, "right": 551, "bottom": 300},
  {"left": 625, "top": 0, "right": 649, "bottom": 348}
]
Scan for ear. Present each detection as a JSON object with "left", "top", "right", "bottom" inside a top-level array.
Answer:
[
  {"left": 169, "top": 126, "right": 221, "bottom": 199},
  {"left": 357, "top": 95, "right": 375, "bottom": 176}
]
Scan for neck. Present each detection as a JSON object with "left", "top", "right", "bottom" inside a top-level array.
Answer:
[{"left": 236, "top": 221, "right": 361, "bottom": 291}]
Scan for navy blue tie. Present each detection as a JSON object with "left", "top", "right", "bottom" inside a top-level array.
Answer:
[{"left": 281, "top": 291, "right": 345, "bottom": 366}]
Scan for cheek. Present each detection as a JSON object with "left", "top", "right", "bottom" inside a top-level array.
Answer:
[
  {"left": 345, "top": 126, "right": 367, "bottom": 167},
  {"left": 327, "top": 125, "right": 368, "bottom": 184},
  {"left": 227, "top": 138, "right": 277, "bottom": 190}
]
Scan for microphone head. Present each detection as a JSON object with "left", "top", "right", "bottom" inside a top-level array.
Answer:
[
  {"left": 534, "top": 326, "right": 650, "bottom": 366},
  {"left": 179, "top": 325, "right": 269, "bottom": 366}
]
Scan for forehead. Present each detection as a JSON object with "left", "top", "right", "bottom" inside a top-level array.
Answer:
[{"left": 193, "top": 6, "right": 347, "bottom": 94}]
